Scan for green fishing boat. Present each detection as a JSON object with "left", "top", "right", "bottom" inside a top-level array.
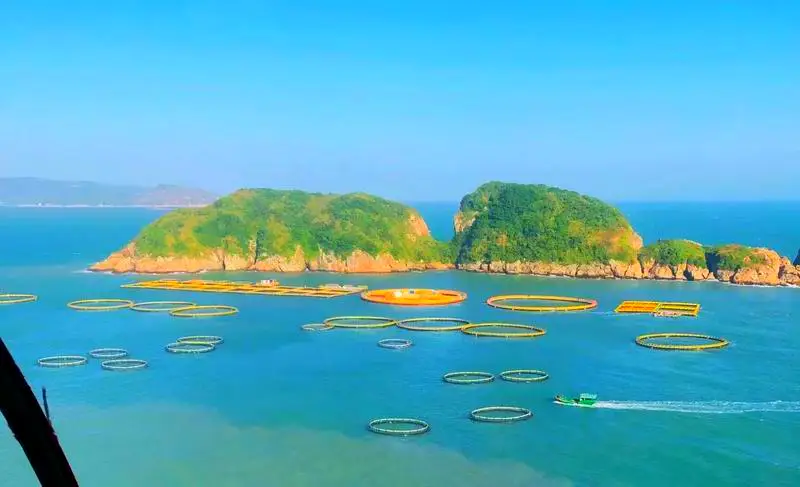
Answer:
[{"left": 554, "top": 393, "right": 597, "bottom": 408}]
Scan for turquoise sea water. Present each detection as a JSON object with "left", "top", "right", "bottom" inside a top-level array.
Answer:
[{"left": 1, "top": 204, "right": 799, "bottom": 486}]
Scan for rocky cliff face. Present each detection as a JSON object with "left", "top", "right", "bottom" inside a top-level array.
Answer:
[
  {"left": 453, "top": 210, "right": 477, "bottom": 234},
  {"left": 90, "top": 244, "right": 452, "bottom": 274},
  {"left": 711, "top": 248, "right": 783, "bottom": 286},
  {"left": 406, "top": 213, "right": 431, "bottom": 239},
  {"left": 456, "top": 246, "right": 800, "bottom": 287},
  {"left": 779, "top": 258, "right": 800, "bottom": 286}
]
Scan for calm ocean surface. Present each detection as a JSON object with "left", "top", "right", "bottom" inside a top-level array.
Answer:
[{"left": 1, "top": 204, "right": 799, "bottom": 487}]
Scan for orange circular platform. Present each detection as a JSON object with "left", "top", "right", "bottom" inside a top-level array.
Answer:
[{"left": 360, "top": 288, "right": 466, "bottom": 306}]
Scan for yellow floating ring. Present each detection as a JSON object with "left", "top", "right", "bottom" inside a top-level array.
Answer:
[
  {"left": 395, "top": 317, "right": 470, "bottom": 332},
  {"left": 443, "top": 371, "right": 495, "bottom": 384},
  {"left": 470, "top": 406, "right": 532, "bottom": 423},
  {"left": 499, "top": 369, "right": 549, "bottom": 382},
  {"left": 169, "top": 305, "right": 238, "bottom": 318},
  {"left": 89, "top": 348, "right": 129, "bottom": 359},
  {"left": 68, "top": 299, "right": 134, "bottom": 311},
  {"left": 368, "top": 418, "right": 430, "bottom": 436},
  {"left": 486, "top": 295, "right": 597, "bottom": 312},
  {"left": 101, "top": 359, "right": 148, "bottom": 371},
  {"left": 461, "top": 323, "right": 546, "bottom": 338},
  {"left": 0, "top": 293, "right": 37, "bottom": 305},
  {"left": 635, "top": 333, "right": 729, "bottom": 351},
  {"left": 323, "top": 316, "right": 397, "bottom": 329},
  {"left": 177, "top": 335, "right": 224, "bottom": 345},
  {"left": 37, "top": 355, "right": 88, "bottom": 368},
  {"left": 361, "top": 288, "right": 466, "bottom": 306},
  {"left": 301, "top": 323, "right": 334, "bottom": 331},
  {"left": 130, "top": 301, "right": 196, "bottom": 312}
]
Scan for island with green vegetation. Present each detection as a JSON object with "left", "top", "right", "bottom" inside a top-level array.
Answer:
[
  {"left": 92, "top": 181, "right": 800, "bottom": 286},
  {"left": 92, "top": 188, "right": 451, "bottom": 273},
  {"left": 0, "top": 177, "right": 216, "bottom": 207},
  {"left": 451, "top": 183, "right": 799, "bottom": 286},
  {"left": 453, "top": 181, "right": 643, "bottom": 277}
]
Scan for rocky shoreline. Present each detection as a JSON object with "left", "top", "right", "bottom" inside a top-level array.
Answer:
[
  {"left": 456, "top": 250, "right": 800, "bottom": 287},
  {"left": 90, "top": 244, "right": 453, "bottom": 274},
  {"left": 91, "top": 244, "right": 800, "bottom": 287}
]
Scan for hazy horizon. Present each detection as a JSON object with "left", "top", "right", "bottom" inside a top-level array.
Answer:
[
  {"left": 2, "top": 2, "right": 798, "bottom": 201},
  {"left": 4, "top": 176, "right": 800, "bottom": 204}
]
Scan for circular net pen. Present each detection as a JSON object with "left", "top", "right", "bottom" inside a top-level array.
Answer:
[
  {"left": 176, "top": 335, "right": 224, "bottom": 346},
  {"left": 635, "top": 333, "right": 729, "bottom": 351},
  {"left": 469, "top": 406, "right": 533, "bottom": 423},
  {"left": 101, "top": 359, "right": 148, "bottom": 371},
  {"left": 461, "top": 323, "right": 546, "bottom": 339},
  {"left": 377, "top": 338, "right": 413, "bottom": 350},
  {"left": 37, "top": 355, "right": 88, "bottom": 368},
  {"left": 367, "top": 418, "right": 430, "bottom": 436},
  {"left": 442, "top": 371, "right": 495, "bottom": 385},
  {"left": 499, "top": 369, "right": 549, "bottom": 383},
  {"left": 68, "top": 299, "right": 134, "bottom": 311},
  {"left": 301, "top": 323, "right": 334, "bottom": 331},
  {"left": 169, "top": 305, "right": 239, "bottom": 318},
  {"left": 323, "top": 316, "right": 398, "bottom": 329},
  {"left": 0, "top": 293, "right": 37, "bottom": 305},
  {"left": 361, "top": 288, "right": 467, "bottom": 306},
  {"left": 165, "top": 342, "right": 216, "bottom": 354},
  {"left": 89, "top": 348, "right": 129, "bottom": 359},
  {"left": 396, "top": 317, "right": 469, "bottom": 332},
  {"left": 130, "top": 301, "right": 196, "bottom": 312},
  {"left": 486, "top": 295, "right": 597, "bottom": 312}
]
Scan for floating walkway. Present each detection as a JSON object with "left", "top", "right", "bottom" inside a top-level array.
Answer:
[
  {"left": 121, "top": 279, "right": 366, "bottom": 298},
  {"left": 614, "top": 300, "right": 701, "bottom": 317}
]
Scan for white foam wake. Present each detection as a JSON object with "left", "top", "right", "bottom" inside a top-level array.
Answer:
[{"left": 593, "top": 400, "right": 800, "bottom": 414}]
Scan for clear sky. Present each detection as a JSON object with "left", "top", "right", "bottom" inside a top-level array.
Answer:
[{"left": 2, "top": 1, "right": 798, "bottom": 201}]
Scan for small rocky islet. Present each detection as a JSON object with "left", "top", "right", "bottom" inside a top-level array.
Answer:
[{"left": 92, "top": 182, "right": 800, "bottom": 287}]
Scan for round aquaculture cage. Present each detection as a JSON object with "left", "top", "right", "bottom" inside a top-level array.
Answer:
[
  {"left": 367, "top": 418, "right": 430, "bottom": 436},
  {"left": 469, "top": 406, "right": 533, "bottom": 423},
  {"left": 68, "top": 299, "right": 134, "bottom": 311},
  {"left": 89, "top": 348, "right": 129, "bottom": 359},
  {"left": 486, "top": 295, "right": 597, "bottom": 312},
  {"left": 442, "top": 371, "right": 495, "bottom": 385}
]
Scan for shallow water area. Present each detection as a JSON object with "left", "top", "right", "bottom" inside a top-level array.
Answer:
[{"left": 1, "top": 206, "right": 799, "bottom": 486}]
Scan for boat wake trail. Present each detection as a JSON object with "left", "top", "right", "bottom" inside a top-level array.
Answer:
[{"left": 593, "top": 400, "right": 800, "bottom": 414}]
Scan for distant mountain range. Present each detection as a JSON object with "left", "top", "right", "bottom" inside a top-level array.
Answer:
[{"left": 0, "top": 178, "right": 217, "bottom": 207}]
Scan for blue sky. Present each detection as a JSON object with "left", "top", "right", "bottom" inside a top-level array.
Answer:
[{"left": 2, "top": 1, "right": 798, "bottom": 201}]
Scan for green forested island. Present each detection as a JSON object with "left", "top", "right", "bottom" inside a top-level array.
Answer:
[
  {"left": 138, "top": 188, "right": 449, "bottom": 261},
  {"left": 92, "top": 181, "right": 800, "bottom": 286},
  {"left": 453, "top": 182, "right": 641, "bottom": 265},
  {"left": 96, "top": 188, "right": 449, "bottom": 273}
]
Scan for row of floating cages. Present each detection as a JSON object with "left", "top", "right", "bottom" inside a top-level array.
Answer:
[
  {"left": 614, "top": 300, "right": 700, "bottom": 317},
  {"left": 654, "top": 302, "right": 701, "bottom": 317},
  {"left": 121, "top": 279, "right": 366, "bottom": 298},
  {"left": 614, "top": 301, "right": 661, "bottom": 313}
]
